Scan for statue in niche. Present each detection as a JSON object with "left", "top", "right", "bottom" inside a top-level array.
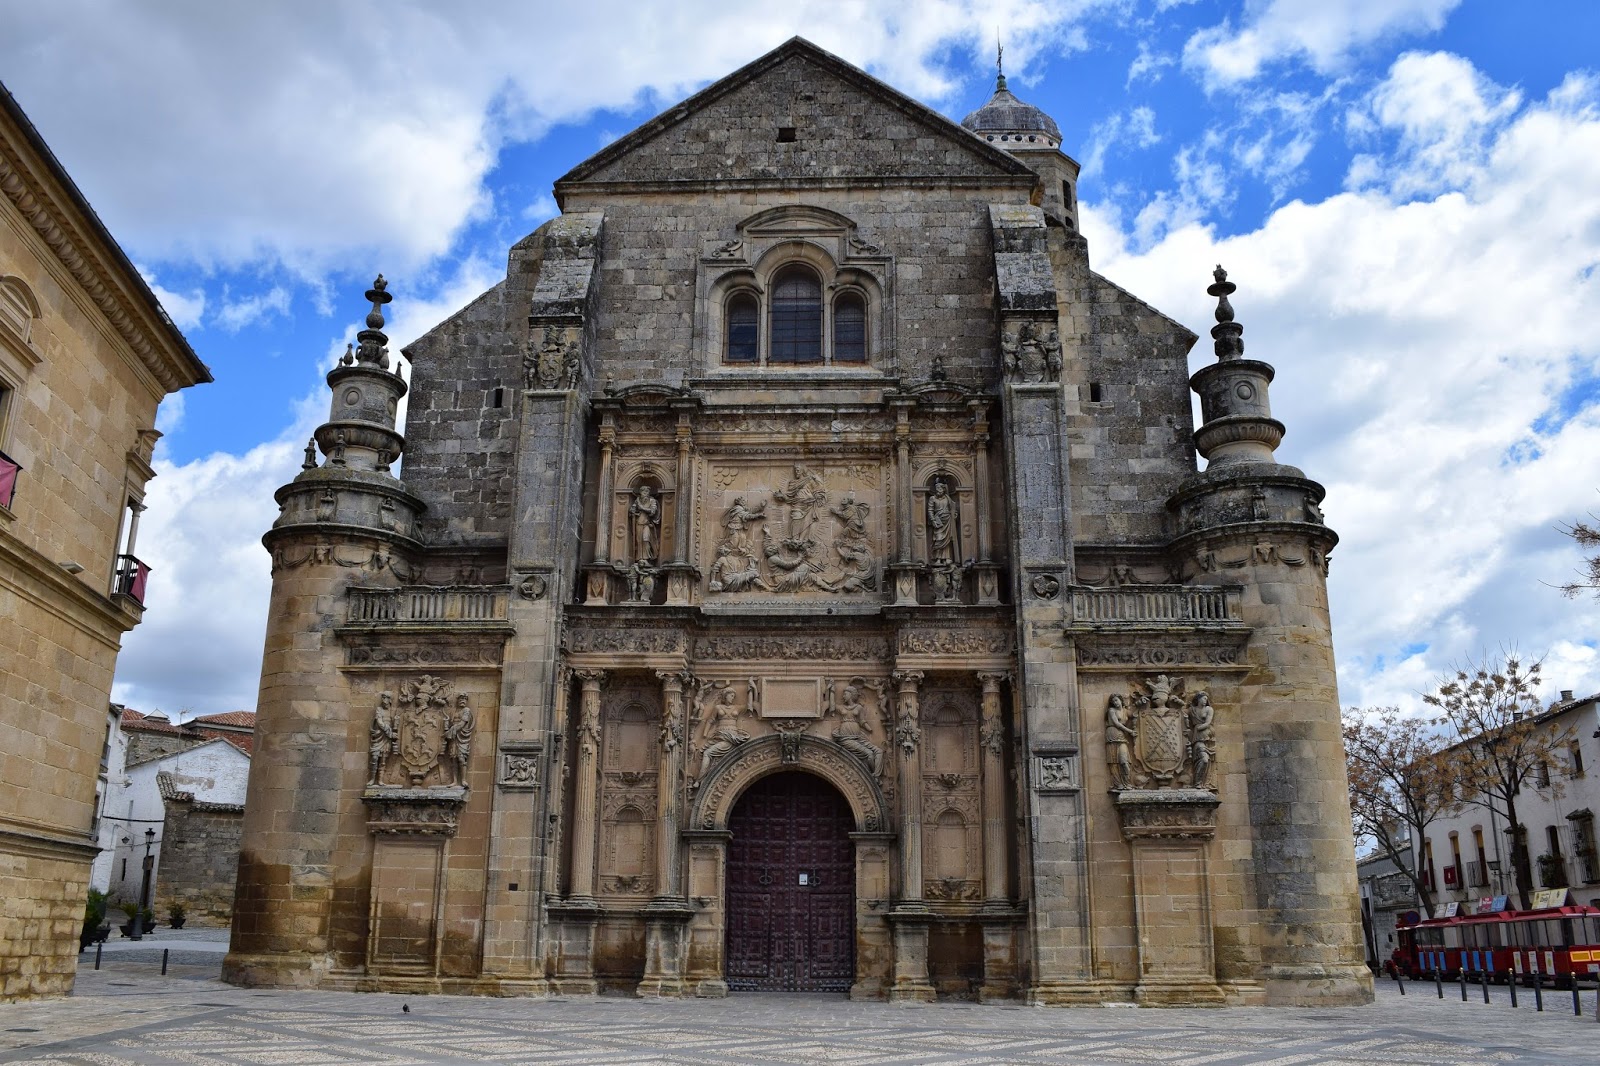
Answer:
[
  {"left": 697, "top": 684, "right": 750, "bottom": 776},
  {"left": 1105, "top": 694, "right": 1133, "bottom": 790},
  {"left": 626, "top": 561, "right": 657, "bottom": 603},
  {"left": 826, "top": 678, "right": 884, "bottom": 776},
  {"left": 773, "top": 463, "right": 828, "bottom": 539},
  {"left": 445, "top": 693, "right": 475, "bottom": 786},
  {"left": 926, "top": 479, "right": 959, "bottom": 566},
  {"left": 1103, "top": 676, "right": 1218, "bottom": 791},
  {"left": 628, "top": 484, "right": 660, "bottom": 564},
  {"left": 367, "top": 691, "right": 398, "bottom": 786}
]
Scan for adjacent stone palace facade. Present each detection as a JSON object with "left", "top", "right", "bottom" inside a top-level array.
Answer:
[{"left": 224, "top": 39, "right": 1371, "bottom": 1006}]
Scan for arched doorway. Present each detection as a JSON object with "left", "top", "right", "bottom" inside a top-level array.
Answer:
[{"left": 725, "top": 771, "right": 855, "bottom": 992}]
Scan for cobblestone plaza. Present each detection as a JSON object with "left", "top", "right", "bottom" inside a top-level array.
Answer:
[{"left": 0, "top": 934, "right": 1591, "bottom": 1065}]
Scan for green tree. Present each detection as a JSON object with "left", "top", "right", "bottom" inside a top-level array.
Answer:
[
  {"left": 1342, "top": 706, "right": 1454, "bottom": 917},
  {"left": 1424, "top": 654, "right": 1573, "bottom": 909}
]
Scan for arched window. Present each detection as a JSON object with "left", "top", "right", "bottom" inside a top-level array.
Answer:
[
  {"left": 768, "top": 267, "right": 822, "bottom": 364},
  {"left": 833, "top": 293, "right": 866, "bottom": 363},
  {"left": 725, "top": 292, "right": 758, "bottom": 364}
]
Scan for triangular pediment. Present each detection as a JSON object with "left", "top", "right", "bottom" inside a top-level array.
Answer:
[{"left": 558, "top": 38, "right": 1033, "bottom": 189}]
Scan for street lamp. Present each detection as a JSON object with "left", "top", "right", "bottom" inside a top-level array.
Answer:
[{"left": 131, "top": 828, "right": 156, "bottom": 940}]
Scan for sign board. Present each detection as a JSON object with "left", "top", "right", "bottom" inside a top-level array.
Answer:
[
  {"left": 1443, "top": 902, "right": 1459, "bottom": 917},
  {"left": 1491, "top": 895, "right": 1509, "bottom": 912},
  {"left": 1477, "top": 896, "right": 1496, "bottom": 914},
  {"left": 1530, "top": 888, "right": 1570, "bottom": 910}
]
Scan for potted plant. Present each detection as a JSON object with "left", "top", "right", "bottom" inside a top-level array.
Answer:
[
  {"left": 167, "top": 901, "right": 187, "bottom": 930},
  {"left": 80, "top": 889, "right": 109, "bottom": 951},
  {"left": 138, "top": 904, "right": 157, "bottom": 935},
  {"left": 113, "top": 896, "right": 136, "bottom": 938}
]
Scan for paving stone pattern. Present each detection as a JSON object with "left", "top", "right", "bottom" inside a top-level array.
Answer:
[{"left": 0, "top": 969, "right": 1594, "bottom": 1065}]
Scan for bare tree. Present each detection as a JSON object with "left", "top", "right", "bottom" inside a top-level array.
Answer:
[
  {"left": 1558, "top": 515, "right": 1600, "bottom": 598},
  {"left": 1342, "top": 706, "right": 1454, "bottom": 917},
  {"left": 1424, "top": 654, "right": 1573, "bottom": 909}
]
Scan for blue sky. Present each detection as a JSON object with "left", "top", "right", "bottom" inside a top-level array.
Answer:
[{"left": 2, "top": 0, "right": 1596, "bottom": 716}]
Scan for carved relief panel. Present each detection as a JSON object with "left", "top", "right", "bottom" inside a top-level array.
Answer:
[
  {"left": 919, "top": 691, "right": 981, "bottom": 902},
  {"left": 697, "top": 460, "right": 886, "bottom": 599}
]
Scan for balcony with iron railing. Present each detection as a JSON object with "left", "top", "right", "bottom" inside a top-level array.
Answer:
[
  {"left": 345, "top": 585, "right": 511, "bottom": 628},
  {"left": 0, "top": 448, "right": 20, "bottom": 510},
  {"left": 1066, "top": 584, "right": 1243, "bottom": 626},
  {"left": 114, "top": 554, "right": 150, "bottom": 607}
]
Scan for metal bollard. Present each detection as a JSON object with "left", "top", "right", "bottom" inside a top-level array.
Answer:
[
  {"left": 1460, "top": 967, "right": 1468, "bottom": 1001},
  {"left": 1534, "top": 969, "right": 1544, "bottom": 1012},
  {"left": 1435, "top": 968, "right": 1444, "bottom": 998},
  {"left": 1508, "top": 970, "right": 1517, "bottom": 1008},
  {"left": 161, "top": 948, "right": 169, "bottom": 976},
  {"left": 1574, "top": 982, "right": 1582, "bottom": 1016},
  {"left": 1392, "top": 969, "right": 1405, "bottom": 996},
  {"left": 94, "top": 940, "right": 102, "bottom": 971}
]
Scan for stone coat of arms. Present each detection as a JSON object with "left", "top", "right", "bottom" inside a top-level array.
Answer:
[{"left": 1105, "top": 674, "right": 1216, "bottom": 791}]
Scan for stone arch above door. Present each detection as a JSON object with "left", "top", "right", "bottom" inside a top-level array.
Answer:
[{"left": 691, "top": 734, "right": 893, "bottom": 834}]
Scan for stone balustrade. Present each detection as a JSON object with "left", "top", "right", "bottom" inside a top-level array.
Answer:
[
  {"left": 346, "top": 585, "right": 510, "bottom": 625},
  {"left": 1067, "top": 585, "right": 1241, "bottom": 625}
]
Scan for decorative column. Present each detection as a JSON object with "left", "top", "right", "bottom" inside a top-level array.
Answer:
[
  {"left": 583, "top": 419, "right": 616, "bottom": 604},
  {"left": 568, "top": 669, "right": 605, "bottom": 902},
  {"left": 639, "top": 670, "right": 694, "bottom": 997},
  {"left": 549, "top": 668, "right": 604, "bottom": 995},
  {"left": 977, "top": 673, "right": 1009, "bottom": 905},
  {"left": 970, "top": 402, "right": 1002, "bottom": 604},
  {"left": 887, "top": 668, "right": 934, "bottom": 1002},
  {"left": 888, "top": 402, "right": 919, "bottom": 604},
  {"left": 662, "top": 409, "right": 697, "bottom": 604},
  {"left": 977, "top": 671, "right": 1020, "bottom": 1000}
]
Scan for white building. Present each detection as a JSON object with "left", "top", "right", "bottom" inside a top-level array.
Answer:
[{"left": 1413, "top": 690, "right": 1600, "bottom": 915}]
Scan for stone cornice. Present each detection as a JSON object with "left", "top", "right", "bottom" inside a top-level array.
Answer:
[{"left": 0, "top": 86, "right": 212, "bottom": 394}]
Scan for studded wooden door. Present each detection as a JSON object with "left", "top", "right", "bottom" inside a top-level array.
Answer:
[{"left": 725, "top": 771, "right": 855, "bottom": 992}]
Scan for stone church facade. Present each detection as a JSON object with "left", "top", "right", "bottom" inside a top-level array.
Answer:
[{"left": 224, "top": 40, "right": 1371, "bottom": 1006}]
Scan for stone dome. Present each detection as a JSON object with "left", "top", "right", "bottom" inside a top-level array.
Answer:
[{"left": 961, "top": 74, "right": 1061, "bottom": 148}]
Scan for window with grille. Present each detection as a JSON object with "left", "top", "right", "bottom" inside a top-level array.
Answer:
[{"left": 768, "top": 268, "right": 823, "bottom": 364}]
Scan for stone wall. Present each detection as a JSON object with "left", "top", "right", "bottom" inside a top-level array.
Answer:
[{"left": 157, "top": 801, "right": 244, "bottom": 923}]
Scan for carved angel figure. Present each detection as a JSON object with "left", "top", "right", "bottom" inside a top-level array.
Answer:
[
  {"left": 368, "top": 691, "right": 398, "bottom": 786},
  {"left": 698, "top": 686, "right": 749, "bottom": 776},
  {"left": 827, "top": 681, "right": 883, "bottom": 776}
]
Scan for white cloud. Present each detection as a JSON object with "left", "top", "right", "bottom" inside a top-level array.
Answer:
[
  {"left": 1345, "top": 50, "right": 1523, "bottom": 197},
  {"left": 214, "top": 286, "right": 291, "bottom": 333},
  {"left": 111, "top": 396, "right": 318, "bottom": 714},
  {"left": 1183, "top": 0, "right": 1462, "bottom": 88},
  {"left": 521, "top": 194, "right": 559, "bottom": 224},
  {"left": 1081, "top": 105, "right": 1161, "bottom": 176},
  {"left": 0, "top": 1, "right": 1113, "bottom": 279},
  {"left": 1086, "top": 57, "right": 1600, "bottom": 713},
  {"left": 137, "top": 266, "right": 205, "bottom": 329},
  {"left": 1126, "top": 41, "right": 1175, "bottom": 88}
]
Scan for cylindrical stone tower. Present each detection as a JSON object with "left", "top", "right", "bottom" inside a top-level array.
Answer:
[
  {"left": 224, "top": 277, "right": 426, "bottom": 987},
  {"left": 1170, "top": 267, "right": 1373, "bottom": 1005}
]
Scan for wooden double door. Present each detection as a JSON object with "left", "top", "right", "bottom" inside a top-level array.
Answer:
[{"left": 725, "top": 771, "right": 855, "bottom": 992}]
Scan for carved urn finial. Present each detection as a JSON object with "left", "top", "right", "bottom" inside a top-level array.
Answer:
[
  {"left": 1207, "top": 264, "right": 1244, "bottom": 361},
  {"left": 355, "top": 273, "right": 392, "bottom": 368}
]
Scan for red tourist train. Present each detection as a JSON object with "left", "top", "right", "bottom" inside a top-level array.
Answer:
[{"left": 1389, "top": 896, "right": 1600, "bottom": 986}]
